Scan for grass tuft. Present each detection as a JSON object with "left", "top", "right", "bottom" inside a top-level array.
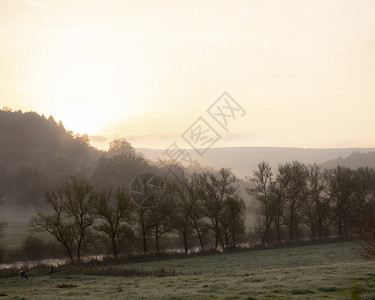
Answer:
[
  {"left": 291, "top": 289, "right": 315, "bottom": 294},
  {"left": 56, "top": 284, "right": 77, "bottom": 289},
  {"left": 317, "top": 286, "right": 340, "bottom": 292}
]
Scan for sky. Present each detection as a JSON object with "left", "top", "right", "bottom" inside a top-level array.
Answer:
[{"left": 1, "top": 0, "right": 374, "bottom": 150}]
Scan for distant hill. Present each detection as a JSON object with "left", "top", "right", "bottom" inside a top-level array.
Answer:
[
  {"left": 0, "top": 109, "right": 102, "bottom": 171},
  {"left": 0, "top": 109, "right": 103, "bottom": 205},
  {"left": 2, "top": 108, "right": 374, "bottom": 206},
  {"left": 321, "top": 151, "right": 375, "bottom": 170},
  {"left": 0, "top": 109, "right": 162, "bottom": 207},
  {"left": 137, "top": 147, "right": 375, "bottom": 179}
]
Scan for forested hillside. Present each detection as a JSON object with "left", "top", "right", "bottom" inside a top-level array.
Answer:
[{"left": 0, "top": 109, "right": 149, "bottom": 206}]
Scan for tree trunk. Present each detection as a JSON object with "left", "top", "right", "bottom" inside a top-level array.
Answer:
[
  {"left": 141, "top": 213, "right": 147, "bottom": 254},
  {"left": 217, "top": 224, "right": 225, "bottom": 250},
  {"left": 232, "top": 222, "right": 236, "bottom": 246},
  {"left": 155, "top": 225, "right": 160, "bottom": 254},
  {"left": 215, "top": 233, "right": 218, "bottom": 250},
  {"left": 77, "top": 232, "right": 83, "bottom": 262},
  {"left": 262, "top": 219, "right": 271, "bottom": 246},
  {"left": 193, "top": 221, "right": 205, "bottom": 251},
  {"left": 338, "top": 220, "right": 343, "bottom": 237},
  {"left": 276, "top": 216, "right": 281, "bottom": 244},
  {"left": 289, "top": 210, "right": 294, "bottom": 242},
  {"left": 112, "top": 236, "right": 118, "bottom": 259},
  {"left": 318, "top": 219, "right": 322, "bottom": 239},
  {"left": 63, "top": 243, "right": 74, "bottom": 263},
  {"left": 142, "top": 232, "right": 147, "bottom": 254},
  {"left": 183, "top": 231, "right": 188, "bottom": 254}
]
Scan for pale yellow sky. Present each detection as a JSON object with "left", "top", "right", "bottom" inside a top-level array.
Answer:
[{"left": 1, "top": 0, "right": 374, "bottom": 150}]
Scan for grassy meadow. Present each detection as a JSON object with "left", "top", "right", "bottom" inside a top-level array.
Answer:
[{"left": 1, "top": 241, "right": 375, "bottom": 299}]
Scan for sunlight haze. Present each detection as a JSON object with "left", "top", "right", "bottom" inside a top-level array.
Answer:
[{"left": 1, "top": 0, "right": 374, "bottom": 150}]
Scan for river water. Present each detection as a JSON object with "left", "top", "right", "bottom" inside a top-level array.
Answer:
[{"left": 0, "top": 255, "right": 105, "bottom": 269}]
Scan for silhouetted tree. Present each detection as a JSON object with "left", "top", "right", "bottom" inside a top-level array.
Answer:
[
  {"left": 253, "top": 163, "right": 291, "bottom": 245},
  {"left": 148, "top": 176, "right": 176, "bottom": 253},
  {"left": 108, "top": 138, "right": 136, "bottom": 156},
  {"left": 186, "top": 173, "right": 209, "bottom": 251},
  {"left": 302, "top": 164, "right": 331, "bottom": 239},
  {"left": 324, "top": 166, "right": 356, "bottom": 237},
  {"left": 278, "top": 161, "right": 309, "bottom": 242},
  {"left": 93, "top": 188, "right": 135, "bottom": 258},
  {"left": 248, "top": 162, "right": 274, "bottom": 246},
  {"left": 268, "top": 178, "right": 289, "bottom": 244},
  {"left": 203, "top": 169, "right": 239, "bottom": 250},
  {"left": 221, "top": 195, "right": 246, "bottom": 247},
  {"left": 130, "top": 173, "right": 157, "bottom": 255},
  {"left": 92, "top": 153, "right": 148, "bottom": 189},
  {"left": 172, "top": 173, "right": 207, "bottom": 253},
  {"left": 31, "top": 177, "right": 96, "bottom": 262}
]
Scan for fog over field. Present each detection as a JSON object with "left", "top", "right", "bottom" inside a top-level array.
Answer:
[
  {"left": 1, "top": 0, "right": 375, "bottom": 298},
  {"left": 138, "top": 147, "right": 375, "bottom": 179}
]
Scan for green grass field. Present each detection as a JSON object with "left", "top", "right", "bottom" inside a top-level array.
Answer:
[{"left": 1, "top": 241, "right": 375, "bottom": 299}]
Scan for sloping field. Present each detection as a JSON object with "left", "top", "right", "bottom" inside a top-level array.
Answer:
[{"left": 1, "top": 241, "right": 374, "bottom": 299}]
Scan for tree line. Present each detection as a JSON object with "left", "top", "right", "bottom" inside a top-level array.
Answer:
[
  {"left": 249, "top": 161, "right": 375, "bottom": 246},
  {"left": 30, "top": 169, "right": 245, "bottom": 262},
  {"left": 2, "top": 160, "right": 375, "bottom": 263}
]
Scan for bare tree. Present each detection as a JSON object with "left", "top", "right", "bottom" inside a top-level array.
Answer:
[
  {"left": 93, "top": 187, "right": 135, "bottom": 258},
  {"left": 189, "top": 173, "right": 209, "bottom": 251},
  {"left": 31, "top": 177, "right": 96, "bottom": 262},
  {"left": 221, "top": 195, "right": 246, "bottom": 247},
  {"left": 324, "top": 166, "right": 356, "bottom": 237},
  {"left": 248, "top": 162, "right": 274, "bottom": 246},
  {"left": 31, "top": 190, "right": 76, "bottom": 262},
  {"left": 249, "top": 162, "right": 291, "bottom": 245},
  {"left": 173, "top": 173, "right": 208, "bottom": 253},
  {"left": 203, "top": 169, "right": 239, "bottom": 250},
  {"left": 130, "top": 173, "right": 159, "bottom": 254},
  {"left": 148, "top": 176, "right": 176, "bottom": 254},
  {"left": 302, "top": 164, "right": 332, "bottom": 239},
  {"left": 278, "top": 161, "right": 309, "bottom": 242}
]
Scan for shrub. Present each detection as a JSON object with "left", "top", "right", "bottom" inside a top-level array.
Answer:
[{"left": 354, "top": 217, "right": 375, "bottom": 259}]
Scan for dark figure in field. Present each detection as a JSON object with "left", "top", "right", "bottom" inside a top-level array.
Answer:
[{"left": 19, "top": 270, "right": 28, "bottom": 280}]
